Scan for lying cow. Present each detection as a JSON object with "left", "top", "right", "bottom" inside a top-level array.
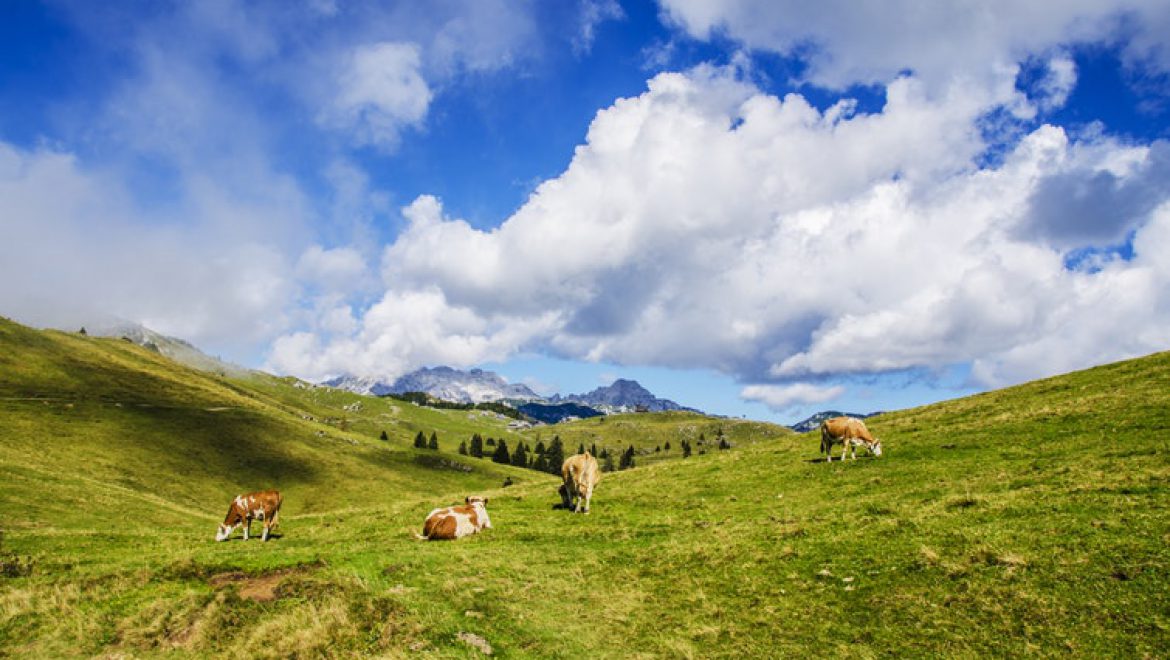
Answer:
[
  {"left": 418, "top": 496, "right": 492, "bottom": 540},
  {"left": 820, "top": 416, "right": 883, "bottom": 461},
  {"left": 216, "top": 489, "right": 282, "bottom": 542},
  {"left": 560, "top": 452, "right": 601, "bottom": 514}
]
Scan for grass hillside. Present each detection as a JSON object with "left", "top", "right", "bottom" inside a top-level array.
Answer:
[
  {"left": 0, "top": 316, "right": 539, "bottom": 532},
  {"left": 520, "top": 410, "right": 789, "bottom": 466},
  {"left": 2, "top": 316, "right": 1168, "bottom": 657}
]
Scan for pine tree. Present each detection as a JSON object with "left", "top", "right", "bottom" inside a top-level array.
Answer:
[
  {"left": 603, "top": 452, "right": 616, "bottom": 472},
  {"left": 682, "top": 440, "right": 692, "bottom": 458},
  {"left": 545, "top": 436, "right": 565, "bottom": 475},
  {"left": 719, "top": 436, "right": 731, "bottom": 450},
  {"left": 428, "top": 432, "right": 439, "bottom": 450},
  {"left": 379, "top": 430, "right": 388, "bottom": 442},
  {"left": 459, "top": 440, "right": 468, "bottom": 455},
  {"left": 619, "top": 445, "right": 636, "bottom": 470},
  {"left": 492, "top": 439, "right": 511, "bottom": 464},
  {"left": 664, "top": 441, "right": 671, "bottom": 451},
  {"left": 534, "top": 440, "right": 546, "bottom": 456},
  {"left": 590, "top": 443, "right": 598, "bottom": 457},
  {"left": 413, "top": 431, "right": 426, "bottom": 449},
  {"left": 511, "top": 441, "right": 528, "bottom": 467},
  {"left": 578, "top": 443, "right": 586, "bottom": 456},
  {"left": 470, "top": 434, "right": 484, "bottom": 458}
]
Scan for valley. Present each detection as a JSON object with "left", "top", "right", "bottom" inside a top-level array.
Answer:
[{"left": 1, "top": 317, "right": 1168, "bottom": 657}]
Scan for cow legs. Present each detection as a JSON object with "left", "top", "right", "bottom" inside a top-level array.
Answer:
[
  {"left": 260, "top": 508, "right": 280, "bottom": 541},
  {"left": 582, "top": 485, "right": 592, "bottom": 514},
  {"left": 242, "top": 516, "right": 251, "bottom": 541}
]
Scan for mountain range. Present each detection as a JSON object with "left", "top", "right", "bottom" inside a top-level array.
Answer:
[
  {"left": 325, "top": 366, "right": 542, "bottom": 404},
  {"left": 325, "top": 367, "right": 696, "bottom": 416},
  {"left": 551, "top": 378, "right": 698, "bottom": 413}
]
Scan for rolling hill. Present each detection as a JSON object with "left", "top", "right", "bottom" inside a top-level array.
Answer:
[{"left": 1, "top": 316, "right": 1168, "bottom": 657}]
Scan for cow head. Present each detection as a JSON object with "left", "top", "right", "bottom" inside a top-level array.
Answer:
[
  {"left": 215, "top": 522, "right": 238, "bottom": 542},
  {"left": 871, "top": 439, "right": 883, "bottom": 457},
  {"left": 217, "top": 503, "right": 244, "bottom": 541},
  {"left": 465, "top": 496, "right": 491, "bottom": 529}
]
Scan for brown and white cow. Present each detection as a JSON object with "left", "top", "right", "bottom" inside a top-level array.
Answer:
[
  {"left": 560, "top": 452, "right": 601, "bottom": 514},
  {"left": 418, "top": 496, "right": 492, "bottom": 540},
  {"left": 820, "top": 416, "right": 883, "bottom": 461},
  {"left": 216, "top": 489, "right": 282, "bottom": 542}
]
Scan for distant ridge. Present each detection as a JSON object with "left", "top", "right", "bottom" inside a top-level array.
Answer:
[
  {"left": 552, "top": 378, "right": 700, "bottom": 414},
  {"left": 788, "top": 410, "right": 881, "bottom": 433},
  {"left": 324, "top": 367, "right": 702, "bottom": 421},
  {"left": 325, "top": 366, "right": 541, "bottom": 404}
]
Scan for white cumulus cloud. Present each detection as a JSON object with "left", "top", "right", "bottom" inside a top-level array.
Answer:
[
  {"left": 273, "top": 60, "right": 1170, "bottom": 391},
  {"left": 741, "top": 383, "right": 846, "bottom": 411},
  {"left": 321, "top": 41, "right": 433, "bottom": 150}
]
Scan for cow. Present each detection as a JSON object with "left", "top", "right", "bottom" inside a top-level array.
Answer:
[
  {"left": 216, "top": 489, "right": 282, "bottom": 542},
  {"left": 560, "top": 451, "right": 601, "bottom": 514},
  {"left": 820, "top": 416, "right": 883, "bottom": 461},
  {"left": 418, "top": 496, "right": 492, "bottom": 540}
]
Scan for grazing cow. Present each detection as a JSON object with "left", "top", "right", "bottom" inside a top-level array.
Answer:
[
  {"left": 820, "top": 416, "right": 883, "bottom": 461},
  {"left": 216, "top": 490, "right": 282, "bottom": 542},
  {"left": 418, "top": 496, "right": 492, "bottom": 540},
  {"left": 560, "top": 452, "right": 601, "bottom": 513}
]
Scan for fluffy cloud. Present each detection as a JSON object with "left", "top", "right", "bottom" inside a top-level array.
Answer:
[
  {"left": 274, "top": 60, "right": 1170, "bottom": 389},
  {"left": 658, "top": 0, "right": 1170, "bottom": 93},
  {"left": 320, "top": 41, "right": 432, "bottom": 150},
  {"left": 0, "top": 143, "right": 298, "bottom": 356},
  {"left": 740, "top": 383, "right": 846, "bottom": 412}
]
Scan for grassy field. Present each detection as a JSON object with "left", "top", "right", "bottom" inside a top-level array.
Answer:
[
  {"left": 1, "top": 317, "right": 1168, "bottom": 657},
  {"left": 518, "top": 410, "right": 789, "bottom": 467}
]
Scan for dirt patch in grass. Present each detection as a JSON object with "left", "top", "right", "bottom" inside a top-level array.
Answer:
[{"left": 207, "top": 566, "right": 313, "bottom": 602}]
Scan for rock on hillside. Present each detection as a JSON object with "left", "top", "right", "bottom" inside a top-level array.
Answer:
[{"left": 94, "top": 322, "right": 252, "bottom": 377}]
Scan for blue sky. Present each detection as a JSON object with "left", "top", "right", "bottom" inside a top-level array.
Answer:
[{"left": 3, "top": 1, "right": 1170, "bottom": 424}]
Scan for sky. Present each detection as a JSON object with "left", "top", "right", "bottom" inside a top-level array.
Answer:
[{"left": 3, "top": 0, "right": 1170, "bottom": 425}]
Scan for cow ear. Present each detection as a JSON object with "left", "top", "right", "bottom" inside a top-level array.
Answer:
[{"left": 482, "top": 498, "right": 489, "bottom": 505}]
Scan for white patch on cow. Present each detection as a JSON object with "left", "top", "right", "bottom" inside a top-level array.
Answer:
[
  {"left": 453, "top": 512, "right": 476, "bottom": 538},
  {"left": 474, "top": 503, "right": 492, "bottom": 529},
  {"left": 252, "top": 508, "right": 265, "bottom": 519}
]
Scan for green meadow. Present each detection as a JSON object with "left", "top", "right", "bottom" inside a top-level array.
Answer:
[{"left": 1, "top": 316, "right": 1168, "bottom": 657}]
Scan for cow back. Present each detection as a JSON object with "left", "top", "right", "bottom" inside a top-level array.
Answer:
[
  {"left": 821, "top": 416, "right": 873, "bottom": 442},
  {"left": 563, "top": 452, "right": 600, "bottom": 492}
]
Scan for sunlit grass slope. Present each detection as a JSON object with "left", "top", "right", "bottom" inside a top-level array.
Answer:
[
  {"left": 519, "top": 410, "right": 790, "bottom": 466},
  {"left": 2, "top": 315, "right": 1168, "bottom": 657},
  {"left": 0, "top": 316, "right": 537, "bottom": 537}
]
